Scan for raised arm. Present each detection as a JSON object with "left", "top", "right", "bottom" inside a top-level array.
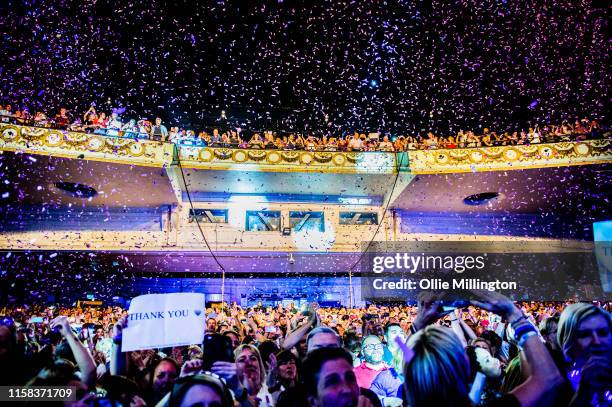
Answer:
[
  {"left": 282, "top": 312, "right": 316, "bottom": 350},
  {"left": 109, "top": 316, "right": 128, "bottom": 376},
  {"left": 449, "top": 309, "right": 468, "bottom": 347},
  {"left": 471, "top": 291, "right": 563, "bottom": 407},
  {"left": 459, "top": 316, "right": 477, "bottom": 341},
  {"left": 50, "top": 316, "right": 97, "bottom": 389}
]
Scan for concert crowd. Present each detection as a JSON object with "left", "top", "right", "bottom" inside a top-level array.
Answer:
[
  {"left": 1, "top": 295, "right": 610, "bottom": 406},
  {"left": 0, "top": 106, "right": 608, "bottom": 152},
  {"left": 0, "top": 1, "right": 610, "bottom": 406}
]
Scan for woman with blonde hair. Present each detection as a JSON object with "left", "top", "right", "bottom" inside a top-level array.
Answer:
[
  {"left": 234, "top": 344, "right": 274, "bottom": 406},
  {"left": 404, "top": 291, "right": 563, "bottom": 407}
]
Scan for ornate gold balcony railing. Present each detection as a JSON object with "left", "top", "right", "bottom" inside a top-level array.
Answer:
[
  {"left": 0, "top": 123, "right": 610, "bottom": 173},
  {"left": 408, "top": 140, "right": 611, "bottom": 173},
  {"left": 0, "top": 122, "right": 174, "bottom": 167},
  {"left": 175, "top": 145, "right": 400, "bottom": 173}
]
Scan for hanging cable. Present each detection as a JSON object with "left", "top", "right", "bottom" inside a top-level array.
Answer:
[
  {"left": 346, "top": 152, "right": 407, "bottom": 307},
  {"left": 175, "top": 146, "right": 227, "bottom": 307}
]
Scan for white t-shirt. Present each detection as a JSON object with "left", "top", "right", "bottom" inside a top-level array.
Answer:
[{"left": 256, "top": 383, "right": 275, "bottom": 407}]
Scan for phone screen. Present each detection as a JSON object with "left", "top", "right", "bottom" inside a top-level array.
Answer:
[
  {"left": 202, "top": 333, "right": 234, "bottom": 371},
  {"left": 265, "top": 326, "right": 276, "bottom": 333}
]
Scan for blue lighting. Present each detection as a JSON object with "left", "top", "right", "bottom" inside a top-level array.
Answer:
[
  {"left": 593, "top": 220, "right": 611, "bottom": 293},
  {"left": 182, "top": 192, "right": 383, "bottom": 205},
  {"left": 369, "top": 79, "right": 378, "bottom": 88}
]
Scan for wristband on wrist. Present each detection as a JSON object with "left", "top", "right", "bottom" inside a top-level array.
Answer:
[
  {"left": 512, "top": 323, "right": 533, "bottom": 339},
  {"left": 512, "top": 323, "right": 537, "bottom": 343},
  {"left": 512, "top": 319, "right": 532, "bottom": 331},
  {"left": 517, "top": 330, "right": 538, "bottom": 348},
  {"left": 509, "top": 314, "right": 526, "bottom": 327}
]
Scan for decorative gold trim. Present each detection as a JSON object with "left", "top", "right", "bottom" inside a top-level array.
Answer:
[
  {"left": 0, "top": 123, "right": 172, "bottom": 167},
  {"left": 43, "top": 131, "right": 64, "bottom": 147},
  {"left": 87, "top": 136, "right": 106, "bottom": 152},
  {"left": 503, "top": 148, "right": 520, "bottom": 162},
  {"left": 590, "top": 139, "right": 609, "bottom": 149},
  {"left": 0, "top": 123, "right": 609, "bottom": 175},
  {"left": 1, "top": 125, "right": 20, "bottom": 141},
  {"left": 299, "top": 152, "right": 314, "bottom": 165},
  {"left": 332, "top": 154, "right": 347, "bottom": 166},
  {"left": 435, "top": 151, "right": 450, "bottom": 164},
  {"left": 314, "top": 152, "right": 333, "bottom": 163},
  {"left": 482, "top": 147, "right": 503, "bottom": 158},
  {"left": 345, "top": 153, "right": 358, "bottom": 163},
  {"left": 553, "top": 142, "right": 574, "bottom": 152},
  {"left": 281, "top": 151, "right": 300, "bottom": 162},
  {"left": 128, "top": 142, "right": 146, "bottom": 157},
  {"left": 20, "top": 126, "right": 45, "bottom": 140},
  {"left": 64, "top": 132, "right": 88, "bottom": 144},
  {"left": 266, "top": 151, "right": 282, "bottom": 164},
  {"left": 198, "top": 148, "right": 214, "bottom": 162},
  {"left": 233, "top": 150, "right": 248, "bottom": 162},
  {"left": 469, "top": 151, "right": 484, "bottom": 163},
  {"left": 214, "top": 149, "right": 232, "bottom": 160},
  {"left": 449, "top": 150, "right": 469, "bottom": 160},
  {"left": 409, "top": 140, "right": 611, "bottom": 174},
  {"left": 538, "top": 146, "right": 555, "bottom": 158},
  {"left": 574, "top": 143, "right": 590, "bottom": 156},
  {"left": 106, "top": 137, "right": 131, "bottom": 148},
  {"left": 518, "top": 145, "right": 539, "bottom": 156},
  {"left": 248, "top": 150, "right": 267, "bottom": 161}
]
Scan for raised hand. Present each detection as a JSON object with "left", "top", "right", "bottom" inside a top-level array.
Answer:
[
  {"left": 578, "top": 355, "right": 612, "bottom": 395},
  {"left": 411, "top": 291, "right": 450, "bottom": 331},
  {"left": 265, "top": 353, "right": 278, "bottom": 387},
  {"left": 112, "top": 315, "right": 128, "bottom": 342},
  {"left": 469, "top": 290, "right": 522, "bottom": 321},
  {"left": 49, "top": 316, "right": 71, "bottom": 334},
  {"left": 180, "top": 359, "right": 204, "bottom": 377},
  {"left": 210, "top": 361, "right": 240, "bottom": 392}
]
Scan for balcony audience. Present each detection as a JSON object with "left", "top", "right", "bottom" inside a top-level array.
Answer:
[{"left": 0, "top": 103, "right": 608, "bottom": 152}]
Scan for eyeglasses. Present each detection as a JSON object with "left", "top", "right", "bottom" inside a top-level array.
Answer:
[{"left": 363, "top": 344, "right": 383, "bottom": 351}]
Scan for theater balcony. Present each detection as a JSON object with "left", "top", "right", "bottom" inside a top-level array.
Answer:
[{"left": 0, "top": 122, "right": 610, "bottom": 271}]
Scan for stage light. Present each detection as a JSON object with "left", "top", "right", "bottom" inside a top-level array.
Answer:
[
  {"left": 338, "top": 197, "right": 372, "bottom": 205},
  {"left": 369, "top": 79, "right": 378, "bottom": 88},
  {"left": 227, "top": 194, "right": 268, "bottom": 229}
]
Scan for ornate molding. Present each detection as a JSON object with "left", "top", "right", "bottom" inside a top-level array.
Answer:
[
  {"left": 408, "top": 140, "right": 611, "bottom": 173},
  {"left": 1, "top": 124, "right": 609, "bottom": 174},
  {"left": 177, "top": 146, "right": 399, "bottom": 174},
  {"left": 0, "top": 123, "right": 174, "bottom": 167}
]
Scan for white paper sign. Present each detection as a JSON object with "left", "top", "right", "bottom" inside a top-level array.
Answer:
[{"left": 122, "top": 293, "right": 205, "bottom": 352}]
